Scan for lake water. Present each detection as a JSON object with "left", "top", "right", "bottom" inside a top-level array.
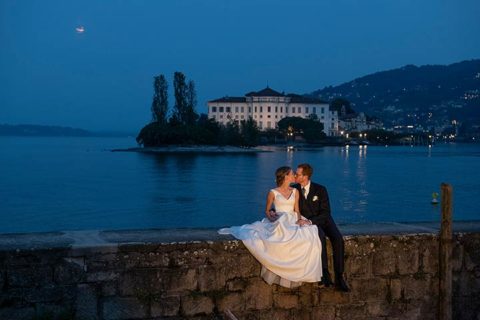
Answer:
[{"left": 0, "top": 137, "right": 479, "bottom": 234}]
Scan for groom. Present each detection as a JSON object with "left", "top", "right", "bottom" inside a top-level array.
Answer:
[{"left": 295, "top": 163, "right": 350, "bottom": 292}]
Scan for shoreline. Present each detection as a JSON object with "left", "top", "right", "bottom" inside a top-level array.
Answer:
[{"left": 111, "top": 145, "right": 272, "bottom": 154}]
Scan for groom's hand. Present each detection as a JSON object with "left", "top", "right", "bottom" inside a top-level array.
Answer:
[
  {"left": 266, "top": 210, "right": 277, "bottom": 221},
  {"left": 296, "top": 219, "right": 310, "bottom": 226}
]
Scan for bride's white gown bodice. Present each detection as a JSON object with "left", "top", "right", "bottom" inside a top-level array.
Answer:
[{"left": 219, "top": 188, "right": 322, "bottom": 288}]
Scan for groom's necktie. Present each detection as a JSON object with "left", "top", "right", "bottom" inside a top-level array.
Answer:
[{"left": 302, "top": 187, "right": 306, "bottom": 198}]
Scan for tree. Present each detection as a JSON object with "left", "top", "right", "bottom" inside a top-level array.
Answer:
[
  {"left": 240, "top": 117, "right": 260, "bottom": 146},
  {"left": 185, "top": 80, "right": 199, "bottom": 126},
  {"left": 151, "top": 75, "right": 168, "bottom": 124},
  {"left": 172, "top": 72, "right": 188, "bottom": 125}
]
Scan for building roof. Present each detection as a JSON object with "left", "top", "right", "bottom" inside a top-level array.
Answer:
[
  {"left": 208, "top": 96, "right": 246, "bottom": 103},
  {"left": 286, "top": 93, "right": 328, "bottom": 104},
  {"left": 245, "top": 87, "right": 285, "bottom": 97}
]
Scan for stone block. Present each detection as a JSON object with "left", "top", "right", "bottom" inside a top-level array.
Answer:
[
  {"left": 245, "top": 278, "right": 273, "bottom": 310},
  {"left": 76, "top": 284, "right": 98, "bottom": 320},
  {"left": 197, "top": 265, "right": 226, "bottom": 292},
  {"left": 273, "top": 293, "right": 298, "bottom": 309},
  {"left": 118, "top": 268, "right": 164, "bottom": 296},
  {"left": 372, "top": 250, "right": 396, "bottom": 275},
  {"left": 86, "top": 271, "right": 120, "bottom": 282},
  {"left": 7, "top": 266, "right": 53, "bottom": 287},
  {"left": 311, "top": 305, "right": 336, "bottom": 320},
  {"left": 346, "top": 254, "right": 372, "bottom": 278},
  {"left": 421, "top": 246, "right": 438, "bottom": 274},
  {"left": 298, "top": 284, "right": 314, "bottom": 308},
  {"left": 151, "top": 295, "right": 180, "bottom": 317},
  {"left": 451, "top": 243, "right": 463, "bottom": 272},
  {"left": 181, "top": 294, "right": 214, "bottom": 316},
  {"left": 102, "top": 297, "right": 148, "bottom": 320},
  {"left": 335, "top": 303, "right": 367, "bottom": 320},
  {"left": 318, "top": 289, "right": 350, "bottom": 305},
  {"left": 101, "top": 281, "right": 117, "bottom": 296},
  {"left": 54, "top": 258, "right": 86, "bottom": 284},
  {"left": 389, "top": 279, "right": 402, "bottom": 300},
  {"left": 367, "top": 301, "right": 391, "bottom": 317},
  {"left": 226, "top": 278, "right": 247, "bottom": 292},
  {"left": 0, "top": 307, "right": 35, "bottom": 320},
  {"left": 350, "top": 278, "right": 388, "bottom": 302},
  {"left": 398, "top": 248, "right": 419, "bottom": 275},
  {"left": 216, "top": 292, "right": 245, "bottom": 313},
  {"left": 402, "top": 275, "right": 428, "bottom": 300},
  {"left": 165, "top": 268, "right": 198, "bottom": 292}
]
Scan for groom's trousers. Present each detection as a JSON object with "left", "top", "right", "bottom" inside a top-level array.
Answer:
[{"left": 316, "top": 216, "right": 345, "bottom": 275}]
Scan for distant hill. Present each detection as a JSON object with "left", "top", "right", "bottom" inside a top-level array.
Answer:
[
  {"left": 0, "top": 124, "right": 93, "bottom": 136},
  {"left": 310, "top": 59, "right": 480, "bottom": 128}
]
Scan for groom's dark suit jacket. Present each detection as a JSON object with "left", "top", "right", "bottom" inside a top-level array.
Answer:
[
  {"left": 297, "top": 182, "right": 331, "bottom": 225},
  {"left": 296, "top": 181, "right": 345, "bottom": 274}
]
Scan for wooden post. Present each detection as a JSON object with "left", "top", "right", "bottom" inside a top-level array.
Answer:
[{"left": 439, "top": 183, "right": 452, "bottom": 320}]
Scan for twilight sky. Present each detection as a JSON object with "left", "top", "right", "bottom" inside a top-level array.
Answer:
[{"left": 1, "top": 0, "right": 479, "bottom": 132}]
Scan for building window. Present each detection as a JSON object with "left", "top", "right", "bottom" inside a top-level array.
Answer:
[
  {"left": 226, "top": 107, "right": 231, "bottom": 113},
  {"left": 235, "top": 115, "right": 239, "bottom": 119},
  {"left": 313, "top": 107, "right": 316, "bottom": 114},
  {"left": 212, "top": 106, "right": 217, "bottom": 112},
  {"left": 275, "top": 106, "right": 278, "bottom": 113},
  {"left": 258, "top": 121, "right": 262, "bottom": 129},
  {"left": 267, "top": 121, "right": 271, "bottom": 129},
  {"left": 254, "top": 115, "right": 257, "bottom": 119},
  {"left": 255, "top": 107, "right": 257, "bottom": 112},
  {"left": 281, "top": 107, "right": 283, "bottom": 113},
  {"left": 275, "top": 115, "right": 278, "bottom": 119},
  {"left": 248, "top": 107, "right": 251, "bottom": 113},
  {"left": 321, "top": 107, "right": 325, "bottom": 114},
  {"left": 305, "top": 107, "right": 309, "bottom": 113},
  {"left": 321, "top": 116, "right": 324, "bottom": 119},
  {"left": 260, "top": 106, "right": 263, "bottom": 112},
  {"left": 220, "top": 115, "right": 224, "bottom": 119},
  {"left": 241, "top": 107, "right": 244, "bottom": 113},
  {"left": 241, "top": 115, "right": 244, "bottom": 119},
  {"left": 267, "top": 106, "right": 271, "bottom": 112},
  {"left": 267, "top": 115, "right": 271, "bottom": 118},
  {"left": 260, "top": 115, "right": 263, "bottom": 118},
  {"left": 212, "top": 115, "right": 216, "bottom": 120},
  {"left": 219, "top": 107, "right": 224, "bottom": 112},
  {"left": 292, "top": 107, "right": 295, "bottom": 114},
  {"left": 235, "top": 107, "right": 239, "bottom": 113}
]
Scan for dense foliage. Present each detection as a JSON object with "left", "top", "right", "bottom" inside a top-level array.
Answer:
[{"left": 137, "top": 72, "right": 260, "bottom": 147}]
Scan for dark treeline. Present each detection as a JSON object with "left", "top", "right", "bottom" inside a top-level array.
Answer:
[{"left": 136, "top": 72, "right": 260, "bottom": 147}]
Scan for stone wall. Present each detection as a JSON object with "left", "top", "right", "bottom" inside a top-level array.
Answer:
[{"left": 0, "top": 231, "right": 479, "bottom": 320}]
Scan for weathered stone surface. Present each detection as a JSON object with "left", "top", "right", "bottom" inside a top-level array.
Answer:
[
  {"left": 273, "top": 293, "right": 298, "bottom": 309},
  {"left": 0, "top": 307, "right": 35, "bottom": 320},
  {"left": 151, "top": 295, "right": 180, "bottom": 317},
  {"left": 164, "top": 268, "right": 198, "bottom": 292},
  {"left": 54, "top": 258, "right": 86, "bottom": 284},
  {"left": 350, "top": 278, "right": 388, "bottom": 302},
  {"left": 366, "top": 301, "right": 390, "bottom": 317},
  {"left": 402, "top": 275, "right": 428, "bottom": 300},
  {"left": 245, "top": 278, "right": 273, "bottom": 310},
  {"left": 311, "top": 305, "right": 336, "bottom": 320},
  {"left": 102, "top": 297, "right": 148, "bottom": 320},
  {"left": 398, "top": 247, "right": 419, "bottom": 275},
  {"left": 346, "top": 254, "right": 372, "bottom": 278},
  {"left": 181, "top": 294, "right": 214, "bottom": 316},
  {"left": 318, "top": 289, "right": 350, "bottom": 305},
  {"left": 372, "top": 249, "right": 396, "bottom": 275},
  {"left": 226, "top": 278, "right": 247, "bottom": 292},
  {"left": 216, "top": 292, "right": 245, "bottom": 313},
  {"left": 336, "top": 303, "right": 367, "bottom": 320},
  {"left": 389, "top": 279, "right": 402, "bottom": 300},
  {"left": 76, "top": 283, "right": 98, "bottom": 320},
  {"left": 197, "top": 265, "right": 226, "bottom": 292},
  {"left": 7, "top": 266, "right": 53, "bottom": 287}
]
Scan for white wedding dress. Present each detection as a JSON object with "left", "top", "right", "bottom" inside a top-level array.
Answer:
[{"left": 218, "top": 188, "right": 322, "bottom": 288}]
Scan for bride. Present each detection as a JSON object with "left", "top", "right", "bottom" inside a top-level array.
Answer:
[{"left": 218, "top": 166, "right": 322, "bottom": 288}]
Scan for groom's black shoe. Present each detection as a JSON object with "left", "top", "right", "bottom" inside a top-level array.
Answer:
[
  {"left": 334, "top": 273, "right": 350, "bottom": 292},
  {"left": 319, "top": 269, "right": 333, "bottom": 287}
]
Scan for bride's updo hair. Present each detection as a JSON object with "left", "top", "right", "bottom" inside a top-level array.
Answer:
[{"left": 275, "top": 166, "right": 292, "bottom": 187}]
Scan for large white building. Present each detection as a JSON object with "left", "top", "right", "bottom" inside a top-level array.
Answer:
[{"left": 207, "top": 87, "right": 339, "bottom": 136}]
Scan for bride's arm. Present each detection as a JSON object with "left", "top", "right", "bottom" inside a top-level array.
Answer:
[{"left": 265, "top": 191, "right": 276, "bottom": 221}]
